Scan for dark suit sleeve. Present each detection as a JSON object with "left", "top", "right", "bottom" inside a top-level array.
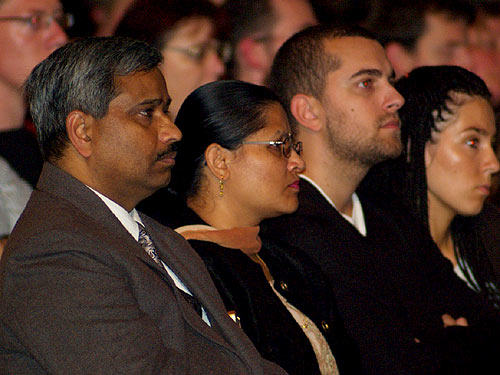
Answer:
[{"left": 1, "top": 229, "right": 188, "bottom": 375}]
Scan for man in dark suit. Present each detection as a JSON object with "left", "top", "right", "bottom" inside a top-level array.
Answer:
[
  {"left": 0, "top": 36, "right": 287, "bottom": 375},
  {"left": 260, "top": 24, "right": 500, "bottom": 374}
]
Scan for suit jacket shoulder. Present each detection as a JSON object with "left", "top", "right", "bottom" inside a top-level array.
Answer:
[{"left": 0, "top": 163, "right": 286, "bottom": 375}]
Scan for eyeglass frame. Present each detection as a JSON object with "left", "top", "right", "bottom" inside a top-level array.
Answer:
[
  {"left": 242, "top": 133, "right": 303, "bottom": 158},
  {"left": 0, "top": 12, "right": 74, "bottom": 31},
  {"left": 166, "top": 39, "right": 232, "bottom": 63}
]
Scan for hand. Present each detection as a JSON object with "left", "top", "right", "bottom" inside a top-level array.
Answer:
[
  {"left": 441, "top": 313, "right": 468, "bottom": 327},
  {"left": 0, "top": 235, "right": 7, "bottom": 259}
]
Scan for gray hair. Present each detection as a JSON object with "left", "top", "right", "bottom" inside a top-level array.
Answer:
[{"left": 24, "top": 36, "right": 163, "bottom": 162}]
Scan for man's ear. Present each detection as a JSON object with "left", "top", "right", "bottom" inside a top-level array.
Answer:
[
  {"left": 237, "top": 37, "right": 268, "bottom": 70},
  {"left": 385, "top": 42, "right": 415, "bottom": 78},
  {"left": 204, "top": 143, "right": 233, "bottom": 181},
  {"left": 290, "top": 93, "right": 323, "bottom": 132},
  {"left": 66, "top": 110, "right": 93, "bottom": 158}
]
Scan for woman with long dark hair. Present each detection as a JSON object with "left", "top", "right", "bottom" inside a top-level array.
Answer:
[
  {"left": 143, "top": 80, "right": 348, "bottom": 374},
  {"left": 366, "top": 65, "right": 500, "bottom": 309}
]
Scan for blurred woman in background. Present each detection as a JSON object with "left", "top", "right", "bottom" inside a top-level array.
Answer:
[{"left": 115, "top": 0, "right": 226, "bottom": 117}]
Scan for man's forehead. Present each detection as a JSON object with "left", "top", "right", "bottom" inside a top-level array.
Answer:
[
  {"left": 323, "top": 36, "right": 390, "bottom": 75},
  {"left": 112, "top": 69, "right": 169, "bottom": 104},
  {"left": 424, "top": 11, "right": 468, "bottom": 33}
]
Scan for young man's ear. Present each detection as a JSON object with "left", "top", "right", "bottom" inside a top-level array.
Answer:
[
  {"left": 290, "top": 93, "right": 323, "bottom": 132},
  {"left": 66, "top": 110, "right": 93, "bottom": 158}
]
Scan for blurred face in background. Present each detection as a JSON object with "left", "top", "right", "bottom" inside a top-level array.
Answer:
[
  {"left": 161, "top": 16, "right": 225, "bottom": 118},
  {"left": 411, "top": 11, "right": 471, "bottom": 69},
  {"left": 263, "top": 0, "right": 317, "bottom": 61},
  {"left": 0, "top": 0, "right": 68, "bottom": 90},
  {"left": 425, "top": 95, "right": 499, "bottom": 219},
  {"left": 467, "top": 14, "right": 500, "bottom": 107}
]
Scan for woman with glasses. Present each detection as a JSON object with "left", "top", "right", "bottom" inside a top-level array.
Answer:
[
  {"left": 143, "top": 80, "right": 342, "bottom": 375},
  {"left": 114, "top": 0, "right": 226, "bottom": 117},
  {"left": 362, "top": 65, "right": 500, "bottom": 310}
]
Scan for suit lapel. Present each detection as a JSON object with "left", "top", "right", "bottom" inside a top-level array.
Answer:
[
  {"left": 38, "top": 164, "right": 259, "bottom": 370},
  {"left": 140, "top": 215, "right": 247, "bottom": 353}
]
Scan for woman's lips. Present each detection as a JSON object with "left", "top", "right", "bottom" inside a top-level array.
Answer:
[{"left": 477, "top": 185, "right": 491, "bottom": 196}]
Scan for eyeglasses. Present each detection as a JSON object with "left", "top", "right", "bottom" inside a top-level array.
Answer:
[
  {"left": 167, "top": 40, "right": 232, "bottom": 63},
  {"left": 242, "top": 133, "right": 303, "bottom": 158},
  {"left": 0, "top": 12, "right": 74, "bottom": 31}
]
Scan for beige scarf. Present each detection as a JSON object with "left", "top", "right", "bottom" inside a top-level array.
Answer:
[{"left": 175, "top": 225, "right": 272, "bottom": 281}]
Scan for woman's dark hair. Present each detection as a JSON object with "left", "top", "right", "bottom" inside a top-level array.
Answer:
[
  {"left": 169, "top": 80, "right": 282, "bottom": 199},
  {"left": 396, "top": 65, "right": 491, "bottom": 222},
  {"left": 369, "top": 65, "right": 499, "bottom": 307},
  {"left": 114, "top": 0, "right": 218, "bottom": 51}
]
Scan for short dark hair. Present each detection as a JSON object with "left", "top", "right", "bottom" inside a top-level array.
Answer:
[
  {"left": 114, "top": 0, "right": 218, "bottom": 51},
  {"left": 369, "top": 0, "right": 474, "bottom": 51},
  {"left": 268, "top": 23, "right": 376, "bottom": 132},
  {"left": 220, "top": 0, "right": 275, "bottom": 79},
  {"left": 24, "top": 36, "right": 162, "bottom": 162},
  {"left": 169, "top": 80, "right": 281, "bottom": 199}
]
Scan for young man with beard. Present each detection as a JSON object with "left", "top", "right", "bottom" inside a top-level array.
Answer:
[{"left": 260, "top": 24, "right": 500, "bottom": 375}]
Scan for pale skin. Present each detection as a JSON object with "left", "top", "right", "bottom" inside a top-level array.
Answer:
[
  {"left": 0, "top": 0, "right": 67, "bottom": 130},
  {"left": 290, "top": 37, "right": 403, "bottom": 216},
  {"left": 235, "top": 0, "right": 317, "bottom": 85},
  {"left": 160, "top": 16, "right": 225, "bottom": 118},
  {"left": 425, "top": 95, "right": 499, "bottom": 268},
  {"left": 385, "top": 11, "right": 471, "bottom": 79}
]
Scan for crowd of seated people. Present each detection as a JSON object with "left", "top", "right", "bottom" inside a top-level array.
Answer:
[{"left": 1, "top": 0, "right": 500, "bottom": 374}]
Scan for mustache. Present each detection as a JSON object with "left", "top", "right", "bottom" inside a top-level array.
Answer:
[{"left": 156, "top": 142, "right": 178, "bottom": 161}]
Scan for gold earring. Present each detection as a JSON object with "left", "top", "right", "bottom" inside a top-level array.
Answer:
[{"left": 219, "top": 178, "right": 224, "bottom": 197}]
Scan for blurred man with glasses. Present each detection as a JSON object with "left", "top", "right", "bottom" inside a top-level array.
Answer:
[
  {"left": 0, "top": 0, "right": 69, "bottom": 244},
  {"left": 221, "top": 0, "right": 317, "bottom": 86}
]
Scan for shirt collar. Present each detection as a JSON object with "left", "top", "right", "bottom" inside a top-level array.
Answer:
[
  {"left": 300, "top": 174, "right": 367, "bottom": 236},
  {"left": 86, "top": 186, "right": 142, "bottom": 240}
]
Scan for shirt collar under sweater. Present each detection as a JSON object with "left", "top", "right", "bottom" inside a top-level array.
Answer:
[{"left": 299, "top": 174, "right": 367, "bottom": 236}]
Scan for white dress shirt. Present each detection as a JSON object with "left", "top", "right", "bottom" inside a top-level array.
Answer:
[
  {"left": 300, "top": 174, "right": 367, "bottom": 236},
  {"left": 88, "top": 186, "right": 210, "bottom": 325}
]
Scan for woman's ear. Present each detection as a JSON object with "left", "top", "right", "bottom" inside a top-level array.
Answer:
[
  {"left": 204, "top": 143, "right": 232, "bottom": 180},
  {"left": 290, "top": 93, "right": 324, "bottom": 132},
  {"left": 66, "top": 110, "right": 93, "bottom": 158},
  {"left": 424, "top": 140, "right": 436, "bottom": 168}
]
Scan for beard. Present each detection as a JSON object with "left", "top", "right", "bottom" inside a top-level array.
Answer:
[{"left": 325, "top": 111, "right": 403, "bottom": 168}]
